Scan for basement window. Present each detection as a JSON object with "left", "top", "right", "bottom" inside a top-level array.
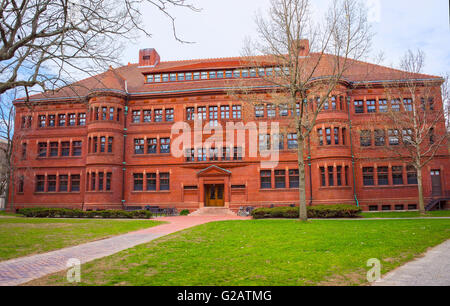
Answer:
[
  {"left": 369, "top": 205, "right": 378, "bottom": 211},
  {"left": 382, "top": 205, "right": 391, "bottom": 211}
]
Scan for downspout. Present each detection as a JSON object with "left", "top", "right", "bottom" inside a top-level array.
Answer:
[
  {"left": 347, "top": 96, "right": 359, "bottom": 207},
  {"left": 122, "top": 82, "right": 129, "bottom": 210},
  {"left": 308, "top": 135, "right": 313, "bottom": 206}
]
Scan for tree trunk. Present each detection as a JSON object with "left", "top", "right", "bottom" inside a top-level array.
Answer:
[
  {"left": 417, "top": 167, "right": 425, "bottom": 215},
  {"left": 298, "top": 137, "right": 308, "bottom": 221}
]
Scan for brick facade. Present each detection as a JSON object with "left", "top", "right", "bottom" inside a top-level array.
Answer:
[{"left": 10, "top": 46, "right": 450, "bottom": 212}]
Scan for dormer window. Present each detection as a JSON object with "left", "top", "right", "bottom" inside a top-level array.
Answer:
[
  {"left": 154, "top": 74, "right": 161, "bottom": 82},
  {"left": 193, "top": 72, "right": 200, "bottom": 80},
  {"left": 209, "top": 71, "right": 216, "bottom": 79},
  {"left": 162, "top": 74, "right": 169, "bottom": 82},
  {"left": 178, "top": 73, "right": 185, "bottom": 81},
  {"left": 170, "top": 73, "right": 176, "bottom": 81}
]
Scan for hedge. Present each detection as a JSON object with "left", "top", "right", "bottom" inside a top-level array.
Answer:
[
  {"left": 251, "top": 205, "right": 362, "bottom": 219},
  {"left": 17, "top": 208, "right": 152, "bottom": 219}
]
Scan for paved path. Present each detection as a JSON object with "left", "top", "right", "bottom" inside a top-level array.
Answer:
[
  {"left": 0, "top": 216, "right": 248, "bottom": 286},
  {"left": 374, "top": 239, "right": 450, "bottom": 286}
]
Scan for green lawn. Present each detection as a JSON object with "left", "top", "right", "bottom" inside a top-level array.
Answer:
[
  {"left": 361, "top": 210, "right": 450, "bottom": 219},
  {"left": 29, "top": 219, "right": 450, "bottom": 286},
  {"left": 0, "top": 217, "right": 162, "bottom": 261}
]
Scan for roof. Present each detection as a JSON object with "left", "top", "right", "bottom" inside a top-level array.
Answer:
[{"left": 15, "top": 52, "right": 442, "bottom": 103}]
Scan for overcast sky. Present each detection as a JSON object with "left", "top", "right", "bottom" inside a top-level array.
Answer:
[{"left": 121, "top": 0, "right": 449, "bottom": 77}]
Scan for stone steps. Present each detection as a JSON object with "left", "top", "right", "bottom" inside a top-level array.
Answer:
[{"left": 190, "top": 207, "right": 237, "bottom": 216}]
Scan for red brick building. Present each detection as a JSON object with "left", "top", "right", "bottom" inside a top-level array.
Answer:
[{"left": 11, "top": 45, "right": 449, "bottom": 212}]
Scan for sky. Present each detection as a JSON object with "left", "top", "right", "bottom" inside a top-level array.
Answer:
[{"left": 121, "top": 0, "right": 449, "bottom": 76}]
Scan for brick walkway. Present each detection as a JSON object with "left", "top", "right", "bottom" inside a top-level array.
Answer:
[
  {"left": 373, "top": 239, "right": 450, "bottom": 286},
  {"left": 0, "top": 216, "right": 248, "bottom": 286}
]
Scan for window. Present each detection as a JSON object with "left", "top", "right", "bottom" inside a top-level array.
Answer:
[
  {"left": 147, "top": 138, "right": 157, "bottom": 154},
  {"left": 71, "top": 175, "right": 80, "bottom": 192},
  {"left": 197, "top": 107, "right": 207, "bottom": 120},
  {"left": 374, "top": 130, "right": 385, "bottom": 146},
  {"left": 165, "top": 109, "right": 174, "bottom": 122},
  {"left": 93, "top": 136, "right": 98, "bottom": 153},
  {"left": 162, "top": 74, "right": 169, "bottom": 82},
  {"left": 38, "top": 142, "right": 47, "bottom": 157},
  {"left": 94, "top": 107, "right": 99, "bottom": 120},
  {"left": 220, "top": 105, "right": 230, "bottom": 119},
  {"left": 363, "top": 167, "right": 374, "bottom": 186},
  {"left": 155, "top": 109, "right": 163, "bottom": 122},
  {"left": 402, "top": 129, "right": 413, "bottom": 145},
  {"left": 109, "top": 108, "right": 115, "bottom": 121},
  {"left": 209, "top": 71, "right": 216, "bottom": 79},
  {"left": 36, "top": 175, "right": 45, "bottom": 192},
  {"left": 69, "top": 114, "right": 76, "bottom": 126},
  {"left": 388, "top": 130, "right": 399, "bottom": 146},
  {"left": 242, "top": 69, "right": 249, "bottom": 78},
  {"left": 275, "top": 133, "right": 284, "bottom": 150},
  {"left": 59, "top": 175, "right": 68, "bottom": 192},
  {"left": 186, "top": 148, "right": 195, "bottom": 162},
  {"left": 232, "top": 105, "right": 241, "bottom": 119},
  {"left": 132, "top": 110, "right": 141, "bottom": 123},
  {"left": 98, "top": 172, "right": 104, "bottom": 191},
  {"left": 160, "top": 138, "right": 170, "bottom": 154},
  {"left": 331, "top": 97, "right": 337, "bottom": 110},
  {"left": 209, "top": 147, "right": 219, "bottom": 161},
  {"left": 58, "top": 114, "right": 66, "bottom": 126},
  {"left": 47, "top": 175, "right": 56, "bottom": 192},
  {"left": 178, "top": 73, "right": 185, "bottom": 81},
  {"left": 222, "top": 147, "right": 231, "bottom": 161},
  {"left": 48, "top": 115, "right": 55, "bottom": 127},
  {"left": 185, "top": 72, "right": 192, "bottom": 81},
  {"left": 369, "top": 205, "right": 378, "bottom": 212},
  {"left": 259, "top": 134, "right": 270, "bottom": 152},
  {"left": 49, "top": 142, "right": 58, "bottom": 157},
  {"left": 147, "top": 75, "right": 154, "bottom": 83},
  {"left": 318, "top": 129, "right": 323, "bottom": 146},
  {"left": 342, "top": 128, "right": 346, "bottom": 145},
  {"left": 117, "top": 108, "right": 122, "bottom": 122},
  {"left": 325, "top": 128, "right": 332, "bottom": 145},
  {"left": 395, "top": 204, "right": 404, "bottom": 211},
  {"left": 320, "top": 167, "right": 326, "bottom": 186},
  {"left": 250, "top": 69, "right": 257, "bottom": 77},
  {"left": 378, "top": 99, "right": 388, "bottom": 112},
  {"left": 404, "top": 98, "right": 413, "bottom": 111},
  {"left": 429, "top": 98, "right": 435, "bottom": 110},
  {"left": 146, "top": 173, "right": 156, "bottom": 191},
  {"left": 258, "top": 68, "right": 265, "bottom": 77},
  {"left": 367, "top": 100, "right": 376, "bottom": 113},
  {"left": 323, "top": 98, "right": 329, "bottom": 110},
  {"left": 134, "top": 139, "right": 144, "bottom": 154},
  {"left": 170, "top": 73, "right": 177, "bottom": 81},
  {"left": 354, "top": 100, "right": 364, "bottom": 113},
  {"left": 407, "top": 166, "right": 418, "bottom": 185},
  {"left": 233, "top": 147, "right": 242, "bottom": 161},
  {"left": 154, "top": 74, "right": 161, "bottom": 82},
  {"left": 391, "top": 99, "right": 400, "bottom": 112},
  {"left": 266, "top": 68, "right": 273, "bottom": 76},
  {"left": 289, "top": 170, "right": 299, "bottom": 188},
  {"left": 197, "top": 148, "right": 207, "bottom": 162},
  {"left": 429, "top": 128, "right": 435, "bottom": 144},
  {"left": 133, "top": 173, "right": 143, "bottom": 191},
  {"left": 201, "top": 71, "right": 208, "bottom": 80},
  {"left": 255, "top": 105, "right": 264, "bottom": 118},
  {"left": 260, "top": 170, "right": 272, "bottom": 189},
  {"left": 102, "top": 107, "right": 107, "bottom": 120},
  {"left": 377, "top": 167, "right": 389, "bottom": 185},
  {"left": 279, "top": 104, "right": 289, "bottom": 117},
  {"left": 288, "top": 133, "right": 297, "bottom": 149},
  {"left": 160, "top": 173, "right": 170, "bottom": 190},
  {"left": 78, "top": 113, "right": 86, "bottom": 126},
  {"left": 336, "top": 166, "right": 342, "bottom": 186},
  {"left": 106, "top": 173, "right": 111, "bottom": 191},
  {"left": 233, "top": 70, "right": 241, "bottom": 78},
  {"left": 193, "top": 72, "right": 200, "bottom": 80},
  {"left": 360, "top": 130, "right": 372, "bottom": 147},
  {"left": 39, "top": 115, "right": 46, "bottom": 128},
  {"left": 328, "top": 166, "right": 334, "bottom": 186},
  {"left": 143, "top": 110, "right": 152, "bottom": 123},
  {"left": 275, "top": 170, "right": 286, "bottom": 188},
  {"left": 209, "top": 106, "right": 218, "bottom": 127},
  {"left": 186, "top": 107, "right": 195, "bottom": 121},
  {"left": 21, "top": 143, "right": 27, "bottom": 160},
  {"left": 334, "top": 127, "right": 339, "bottom": 145},
  {"left": 61, "top": 142, "right": 70, "bottom": 156},
  {"left": 107, "top": 138, "right": 113, "bottom": 153},
  {"left": 100, "top": 137, "right": 106, "bottom": 153},
  {"left": 267, "top": 104, "right": 276, "bottom": 118},
  {"left": 18, "top": 176, "right": 24, "bottom": 192},
  {"left": 345, "top": 166, "right": 349, "bottom": 186},
  {"left": 392, "top": 166, "right": 404, "bottom": 185}
]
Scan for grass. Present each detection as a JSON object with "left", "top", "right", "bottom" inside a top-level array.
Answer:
[
  {"left": 0, "top": 210, "right": 21, "bottom": 217},
  {"left": 29, "top": 218, "right": 450, "bottom": 286},
  {"left": 361, "top": 210, "right": 450, "bottom": 219},
  {"left": 0, "top": 217, "right": 162, "bottom": 261}
]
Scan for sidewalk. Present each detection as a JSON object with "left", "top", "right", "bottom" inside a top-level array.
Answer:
[
  {"left": 374, "top": 239, "right": 450, "bottom": 286},
  {"left": 0, "top": 216, "right": 248, "bottom": 286}
]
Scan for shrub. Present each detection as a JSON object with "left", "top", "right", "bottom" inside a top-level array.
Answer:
[
  {"left": 251, "top": 205, "right": 361, "bottom": 219},
  {"left": 17, "top": 208, "right": 152, "bottom": 219},
  {"left": 179, "top": 209, "right": 190, "bottom": 216}
]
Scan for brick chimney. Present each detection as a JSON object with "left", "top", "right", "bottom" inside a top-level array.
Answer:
[
  {"left": 139, "top": 48, "right": 160, "bottom": 67},
  {"left": 291, "top": 39, "right": 310, "bottom": 57}
]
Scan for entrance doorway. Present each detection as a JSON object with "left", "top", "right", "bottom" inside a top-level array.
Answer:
[
  {"left": 205, "top": 184, "right": 225, "bottom": 207},
  {"left": 431, "top": 170, "right": 442, "bottom": 197}
]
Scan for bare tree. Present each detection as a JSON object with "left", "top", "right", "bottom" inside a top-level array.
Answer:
[
  {"left": 232, "top": 0, "right": 372, "bottom": 221},
  {"left": 0, "top": 0, "right": 199, "bottom": 97},
  {"left": 363, "top": 50, "right": 448, "bottom": 214}
]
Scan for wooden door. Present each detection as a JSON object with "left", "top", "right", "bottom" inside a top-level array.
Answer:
[
  {"left": 431, "top": 170, "right": 442, "bottom": 197},
  {"left": 205, "top": 185, "right": 224, "bottom": 207}
]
